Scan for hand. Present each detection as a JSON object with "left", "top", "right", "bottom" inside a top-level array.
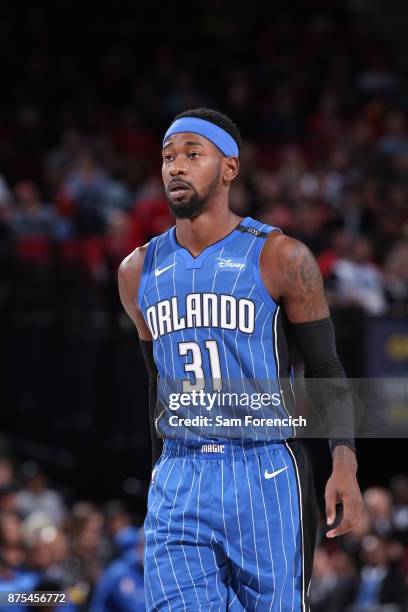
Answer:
[{"left": 325, "top": 445, "right": 363, "bottom": 538}]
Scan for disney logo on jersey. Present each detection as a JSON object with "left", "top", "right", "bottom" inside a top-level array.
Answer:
[{"left": 216, "top": 257, "right": 246, "bottom": 271}]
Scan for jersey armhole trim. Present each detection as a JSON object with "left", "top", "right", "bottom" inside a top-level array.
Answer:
[
  {"left": 137, "top": 237, "right": 158, "bottom": 310},
  {"left": 252, "top": 229, "right": 281, "bottom": 311}
]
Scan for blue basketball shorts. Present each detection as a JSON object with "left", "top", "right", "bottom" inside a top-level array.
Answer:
[{"left": 144, "top": 439, "right": 318, "bottom": 611}]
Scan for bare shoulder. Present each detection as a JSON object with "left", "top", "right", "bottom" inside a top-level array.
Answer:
[
  {"left": 118, "top": 243, "right": 153, "bottom": 338},
  {"left": 118, "top": 243, "right": 149, "bottom": 294},
  {"left": 262, "top": 231, "right": 322, "bottom": 284},
  {"left": 262, "top": 231, "right": 310, "bottom": 262},
  {"left": 260, "top": 231, "right": 328, "bottom": 321},
  {"left": 268, "top": 231, "right": 319, "bottom": 269}
]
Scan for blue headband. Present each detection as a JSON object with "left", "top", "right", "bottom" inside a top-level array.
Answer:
[{"left": 163, "top": 117, "right": 239, "bottom": 157}]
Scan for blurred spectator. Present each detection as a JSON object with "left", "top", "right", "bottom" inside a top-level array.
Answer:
[
  {"left": 0, "top": 176, "right": 11, "bottom": 207},
  {"left": 90, "top": 528, "right": 144, "bottom": 612},
  {"left": 318, "top": 230, "right": 354, "bottom": 281},
  {"left": 20, "top": 518, "right": 80, "bottom": 610},
  {"left": 309, "top": 547, "right": 337, "bottom": 611},
  {"left": 377, "top": 111, "right": 408, "bottom": 158},
  {"left": 349, "top": 535, "right": 406, "bottom": 610},
  {"left": 104, "top": 211, "right": 137, "bottom": 271},
  {"left": 310, "top": 547, "right": 359, "bottom": 612},
  {"left": 58, "top": 149, "right": 109, "bottom": 236},
  {"left": 103, "top": 500, "right": 143, "bottom": 561},
  {"left": 292, "top": 202, "right": 328, "bottom": 254},
  {"left": 69, "top": 501, "right": 107, "bottom": 590},
  {"left": 331, "top": 238, "right": 387, "bottom": 315},
  {"left": 23, "top": 517, "right": 62, "bottom": 577},
  {"left": 0, "top": 511, "right": 24, "bottom": 568},
  {"left": 0, "top": 483, "right": 19, "bottom": 513},
  {"left": 384, "top": 242, "right": 408, "bottom": 317},
  {"left": 364, "top": 487, "right": 394, "bottom": 539},
  {"left": 0, "top": 556, "right": 38, "bottom": 612},
  {"left": 16, "top": 462, "right": 66, "bottom": 526},
  {"left": 104, "top": 500, "right": 132, "bottom": 541},
  {"left": 11, "top": 182, "right": 55, "bottom": 239},
  {"left": 390, "top": 475, "right": 408, "bottom": 544},
  {"left": 43, "top": 129, "right": 84, "bottom": 194},
  {"left": 339, "top": 185, "right": 377, "bottom": 238},
  {"left": 330, "top": 549, "right": 359, "bottom": 612},
  {"left": 0, "top": 453, "right": 15, "bottom": 489}
]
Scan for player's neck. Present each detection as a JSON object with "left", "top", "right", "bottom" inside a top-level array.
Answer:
[{"left": 175, "top": 209, "right": 244, "bottom": 257}]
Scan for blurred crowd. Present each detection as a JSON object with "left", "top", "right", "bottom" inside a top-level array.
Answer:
[
  {"left": 0, "top": 439, "right": 407, "bottom": 611},
  {"left": 0, "top": 441, "right": 144, "bottom": 611},
  {"left": 311, "top": 479, "right": 408, "bottom": 611}
]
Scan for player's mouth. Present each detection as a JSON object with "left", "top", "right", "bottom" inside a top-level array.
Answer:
[{"left": 168, "top": 180, "right": 191, "bottom": 200}]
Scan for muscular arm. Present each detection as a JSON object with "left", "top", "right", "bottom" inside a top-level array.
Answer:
[
  {"left": 118, "top": 246, "right": 163, "bottom": 467},
  {"left": 261, "top": 233, "right": 363, "bottom": 537},
  {"left": 118, "top": 246, "right": 151, "bottom": 340},
  {"left": 260, "top": 234, "right": 351, "bottom": 442},
  {"left": 263, "top": 233, "right": 329, "bottom": 322}
]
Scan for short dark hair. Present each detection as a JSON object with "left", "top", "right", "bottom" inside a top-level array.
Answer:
[{"left": 173, "top": 108, "right": 242, "bottom": 153}]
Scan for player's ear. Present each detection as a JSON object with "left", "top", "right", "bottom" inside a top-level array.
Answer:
[{"left": 223, "top": 156, "right": 239, "bottom": 184}]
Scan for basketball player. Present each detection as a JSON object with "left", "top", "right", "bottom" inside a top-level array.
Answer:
[{"left": 118, "top": 109, "right": 363, "bottom": 611}]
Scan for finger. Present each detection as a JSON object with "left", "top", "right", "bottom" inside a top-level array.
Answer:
[
  {"left": 326, "top": 496, "right": 359, "bottom": 538},
  {"left": 325, "top": 487, "right": 337, "bottom": 526},
  {"left": 326, "top": 518, "right": 352, "bottom": 538}
]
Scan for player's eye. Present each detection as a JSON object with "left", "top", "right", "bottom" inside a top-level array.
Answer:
[
  {"left": 188, "top": 152, "right": 200, "bottom": 159},
  {"left": 163, "top": 154, "right": 175, "bottom": 162}
]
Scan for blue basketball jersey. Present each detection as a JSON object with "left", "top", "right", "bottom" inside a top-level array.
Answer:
[{"left": 138, "top": 216, "right": 296, "bottom": 441}]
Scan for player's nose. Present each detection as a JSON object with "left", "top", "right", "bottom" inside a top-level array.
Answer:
[{"left": 169, "top": 159, "right": 188, "bottom": 176}]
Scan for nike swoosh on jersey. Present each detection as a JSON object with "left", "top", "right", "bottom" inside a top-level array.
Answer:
[
  {"left": 264, "top": 466, "right": 288, "bottom": 480},
  {"left": 154, "top": 263, "right": 177, "bottom": 277}
]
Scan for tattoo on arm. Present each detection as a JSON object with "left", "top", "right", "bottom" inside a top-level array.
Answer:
[{"left": 280, "top": 240, "right": 329, "bottom": 321}]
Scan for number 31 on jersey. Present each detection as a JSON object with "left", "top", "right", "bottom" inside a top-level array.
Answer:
[{"left": 178, "top": 340, "right": 222, "bottom": 392}]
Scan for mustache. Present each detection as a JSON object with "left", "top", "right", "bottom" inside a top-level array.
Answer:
[{"left": 167, "top": 179, "right": 193, "bottom": 191}]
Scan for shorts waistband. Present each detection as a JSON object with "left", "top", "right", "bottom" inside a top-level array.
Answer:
[{"left": 162, "top": 438, "right": 288, "bottom": 459}]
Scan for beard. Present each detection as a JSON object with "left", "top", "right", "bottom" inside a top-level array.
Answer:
[{"left": 166, "top": 170, "right": 220, "bottom": 220}]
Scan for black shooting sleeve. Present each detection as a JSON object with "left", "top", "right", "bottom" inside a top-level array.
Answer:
[
  {"left": 139, "top": 339, "right": 163, "bottom": 467},
  {"left": 288, "top": 317, "right": 356, "bottom": 454}
]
